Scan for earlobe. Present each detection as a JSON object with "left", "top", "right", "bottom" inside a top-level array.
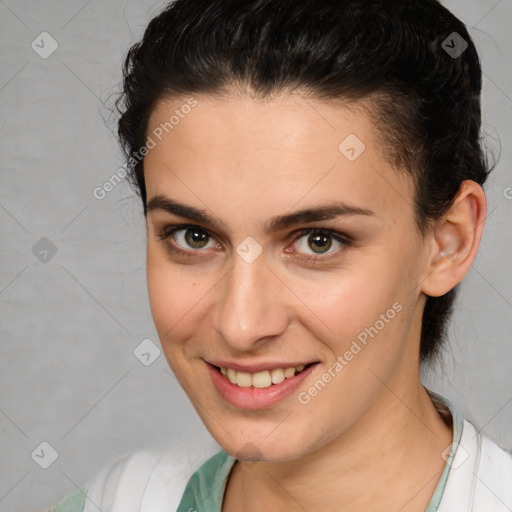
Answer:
[{"left": 421, "top": 180, "right": 487, "bottom": 298}]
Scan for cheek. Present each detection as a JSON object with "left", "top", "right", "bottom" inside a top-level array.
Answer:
[
  {"left": 146, "top": 245, "right": 222, "bottom": 373},
  {"left": 290, "top": 260, "right": 403, "bottom": 337},
  {"left": 146, "top": 248, "right": 199, "bottom": 341},
  {"left": 292, "top": 245, "right": 418, "bottom": 371}
]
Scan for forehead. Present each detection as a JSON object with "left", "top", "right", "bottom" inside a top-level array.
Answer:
[{"left": 144, "top": 93, "right": 415, "bottom": 228}]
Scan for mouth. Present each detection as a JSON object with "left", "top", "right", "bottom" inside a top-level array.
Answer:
[
  {"left": 205, "top": 360, "right": 320, "bottom": 409},
  {"left": 210, "top": 362, "right": 318, "bottom": 389}
]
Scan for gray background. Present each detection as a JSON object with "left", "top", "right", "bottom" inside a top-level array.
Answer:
[{"left": 0, "top": 1, "right": 511, "bottom": 511}]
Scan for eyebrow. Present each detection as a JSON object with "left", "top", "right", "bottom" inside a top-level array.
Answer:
[{"left": 146, "top": 195, "right": 375, "bottom": 233}]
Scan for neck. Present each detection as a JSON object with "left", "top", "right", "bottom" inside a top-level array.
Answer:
[{"left": 223, "top": 380, "right": 453, "bottom": 512}]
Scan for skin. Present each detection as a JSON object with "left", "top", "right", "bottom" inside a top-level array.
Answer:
[{"left": 144, "top": 90, "right": 487, "bottom": 512}]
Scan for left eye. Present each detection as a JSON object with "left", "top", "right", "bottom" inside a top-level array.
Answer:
[{"left": 292, "top": 229, "right": 348, "bottom": 257}]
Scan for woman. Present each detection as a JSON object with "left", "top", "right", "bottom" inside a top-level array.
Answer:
[{"left": 48, "top": 0, "right": 512, "bottom": 510}]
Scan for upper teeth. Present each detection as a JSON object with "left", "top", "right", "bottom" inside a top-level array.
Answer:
[{"left": 220, "top": 365, "right": 306, "bottom": 388}]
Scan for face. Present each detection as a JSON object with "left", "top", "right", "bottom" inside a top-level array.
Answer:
[{"left": 144, "top": 91, "right": 432, "bottom": 462}]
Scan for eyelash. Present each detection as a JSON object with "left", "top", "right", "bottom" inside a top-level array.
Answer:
[{"left": 156, "top": 224, "right": 354, "bottom": 264}]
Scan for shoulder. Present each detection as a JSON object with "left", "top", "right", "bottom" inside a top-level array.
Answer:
[
  {"left": 47, "top": 437, "right": 221, "bottom": 512},
  {"left": 84, "top": 438, "right": 221, "bottom": 512},
  {"left": 439, "top": 418, "right": 512, "bottom": 511},
  {"left": 473, "top": 425, "right": 512, "bottom": 508}
]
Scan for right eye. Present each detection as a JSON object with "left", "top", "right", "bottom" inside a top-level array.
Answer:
[{"left": 158, "top": 224, "right": 221, "bottom": 255}]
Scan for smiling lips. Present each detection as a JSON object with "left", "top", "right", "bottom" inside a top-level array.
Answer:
[{"left": 206, "top": 360, "right": 319, "bottom": 409}]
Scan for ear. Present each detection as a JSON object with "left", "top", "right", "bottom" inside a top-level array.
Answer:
[{"left": 421, "top": 180, "right": 487, "bottom": 298}]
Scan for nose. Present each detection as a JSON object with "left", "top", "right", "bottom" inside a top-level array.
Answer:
[{"left": 213, "top": 251, "right": 289, "bottom": 351}]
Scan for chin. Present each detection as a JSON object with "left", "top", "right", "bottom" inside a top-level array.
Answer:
[{"left": 207, "top": 423, "right": 310, "bottom": 463}]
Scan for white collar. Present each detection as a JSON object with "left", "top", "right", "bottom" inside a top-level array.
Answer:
[{"left": 436, "top": 405, "right": 512, "bottom": 511}]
